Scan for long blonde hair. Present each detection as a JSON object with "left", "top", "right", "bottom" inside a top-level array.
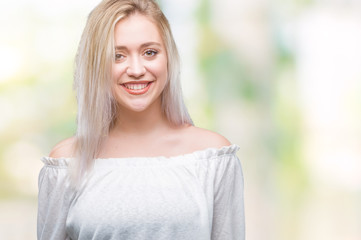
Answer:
[{"left": 71, "top": 0, "right": 192, "bottom": 188}]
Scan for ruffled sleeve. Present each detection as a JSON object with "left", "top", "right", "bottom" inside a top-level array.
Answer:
[
  {"left": 196, "top": 145, "right": 245, "bottom": 240},
  {"left": 37, "top": 157, "right": 73, "bottom": 240}
]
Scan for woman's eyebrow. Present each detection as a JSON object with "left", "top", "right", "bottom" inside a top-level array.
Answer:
[{"left": 115, "top": 42, "right": 162, "bottom": 50}]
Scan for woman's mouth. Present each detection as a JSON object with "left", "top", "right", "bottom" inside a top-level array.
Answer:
[{"left": 121, "top": 81, "right": 153, "bottom": 95}]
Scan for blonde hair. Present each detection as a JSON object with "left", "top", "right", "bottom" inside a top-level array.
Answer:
[{"left": 71, "top": 0, "right": 192, "bottom": 187}]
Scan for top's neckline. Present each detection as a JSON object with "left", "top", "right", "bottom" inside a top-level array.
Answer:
[{"left": 41, "top": 144, "right": 240, "bottom": 167}]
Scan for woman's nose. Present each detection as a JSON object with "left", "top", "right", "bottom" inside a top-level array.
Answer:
[{"left": 126, "top": 57, "right": 146, "bottom": 78}]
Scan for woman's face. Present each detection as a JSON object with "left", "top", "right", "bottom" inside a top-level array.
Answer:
[{"left": 112, "top": 13, "right": 168, "bottom": 113}]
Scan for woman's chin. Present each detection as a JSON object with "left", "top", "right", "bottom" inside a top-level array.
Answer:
[
  {"left": 120, "top": 101, "right": 150, "bottom": 113},
  {"left": 116, "top": 95, "right": 162, "bottom": 113},
  {"left": 130, "top": 106, "right": 148, "bottom": 112}
]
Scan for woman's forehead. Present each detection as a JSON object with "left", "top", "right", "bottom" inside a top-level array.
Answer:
[{"left": 114, "top": 13, "right": 163, "bottom": 48}]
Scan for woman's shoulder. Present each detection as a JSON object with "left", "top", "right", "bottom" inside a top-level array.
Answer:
[
  {"left": 48, "top": 136, "right": 76, "bottom": 158},
  {"left": 180, "top": 125, "right": 231, "bottom": 150}
]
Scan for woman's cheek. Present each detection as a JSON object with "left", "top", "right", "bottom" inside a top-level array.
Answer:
[
  {"left": 112, "top": 65, "right": 126, "bottom": 82},
  {"left": 147, "top": 58, "right": 167, "bottom": 76}
]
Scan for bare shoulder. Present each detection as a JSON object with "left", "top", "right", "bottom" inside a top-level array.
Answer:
[
  {"left": 182, "top": 125, "right": 231, "bottom": 150},
  {"left": 48, "top": 136, "right": 76, "bottom": 158}
]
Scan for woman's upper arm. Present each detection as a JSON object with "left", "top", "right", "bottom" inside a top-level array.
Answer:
[
  {"left": 37, "top": 159, "right": 72, "bottom": 240},
  {"left": 211, "top": 153, "right": 245, "bottom": 240}
]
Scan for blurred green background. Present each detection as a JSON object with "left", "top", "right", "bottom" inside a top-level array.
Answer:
[{"left": 1, "top": 0, "right": 361, "bottom": 239}]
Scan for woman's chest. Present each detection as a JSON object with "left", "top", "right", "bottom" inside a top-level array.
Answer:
[{"left": 66, "top": 167, "right": 210, "bottom": 239}]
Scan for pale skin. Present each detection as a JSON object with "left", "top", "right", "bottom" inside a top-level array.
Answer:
[{"left": 49, "top": 13, "right": 230, "bottom": 159}]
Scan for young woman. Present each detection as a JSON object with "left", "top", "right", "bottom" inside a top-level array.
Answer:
[{"left": 37, "top": 0, "right": 245, "bottom": 239}]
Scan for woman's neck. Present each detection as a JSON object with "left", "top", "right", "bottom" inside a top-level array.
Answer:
[{"left": 110, "top": 99, "right": 171, "bottom": 136}]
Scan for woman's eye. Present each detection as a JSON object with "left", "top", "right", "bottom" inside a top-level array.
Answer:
[
  {"left": 144, "top": 49, "right": 158, "bottom": 57},
  {"left": 115, "top": 53, "right": 124, "bottom": 60}
]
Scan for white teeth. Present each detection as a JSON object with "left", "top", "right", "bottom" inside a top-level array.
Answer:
[{"left": 124, "top": 83, "right": 148, "bottom": 90}]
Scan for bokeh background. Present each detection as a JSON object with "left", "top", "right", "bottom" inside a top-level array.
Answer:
[{"left": 1, "top": 0, "right": 361, "bottom": 239}]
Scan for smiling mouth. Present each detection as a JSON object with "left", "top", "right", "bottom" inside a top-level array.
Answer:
[
  {"left": 123, "top": 83, "right": 149, "bottom": 90},
  {"left": 120, "top": 81, "right": 153, "bottom": 95}
]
